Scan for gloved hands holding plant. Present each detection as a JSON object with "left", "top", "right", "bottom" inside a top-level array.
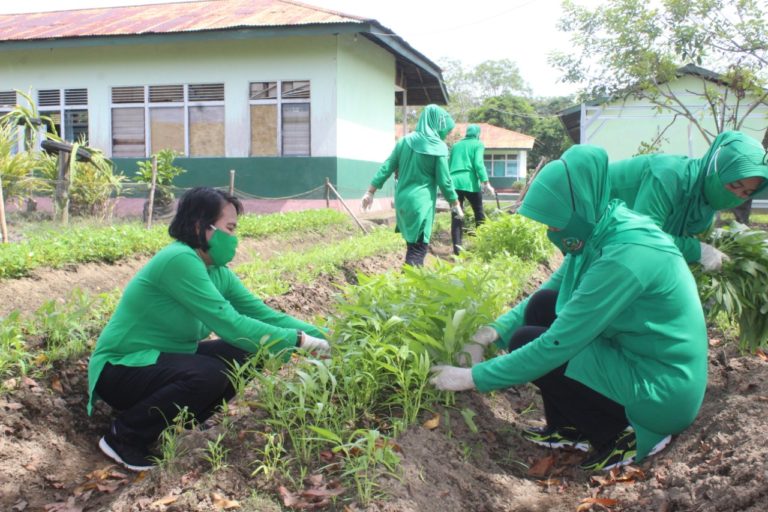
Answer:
[
  {"left": 699, "top": 242, "right": 730, "bottom": 272},
  {"left": 482, "top": 181, "right": 495, "bottom": 196},
  {"left": 457, "top": 326, "right": 499, "bottom": 366},
  {"left": 429, "top": 365, "right": 475, "bottom": 391},
  {"left": 299, "top": 331, "right": 330, "bottom": 354}
]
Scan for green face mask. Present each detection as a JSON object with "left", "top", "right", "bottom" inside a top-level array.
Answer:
[
  {"left": 207, "top": 226, "right": 238, "bottom": 266},
  {"left": 547, "top": 212, "right": 594, "bottom": 255},
  {"left": 546, "top": 160, "right": 595, "bottom": 255},
  {"left": 703, "top": 147, "right": 747, "bottom": 210}
]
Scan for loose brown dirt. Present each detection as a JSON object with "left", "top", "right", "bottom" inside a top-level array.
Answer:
[{"left": 1, "top": 222, "right": 768, "bottom": 512}]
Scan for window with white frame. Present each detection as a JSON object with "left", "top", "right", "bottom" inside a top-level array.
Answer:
[
  {"left": 38, "top": 88, "right": 89, "bottom": 143},
  {"left": 249, "top": 80, "right": 310, "bottom": 157},
  {"left": 484, "top": 153, "right": 519, "bottom": 178},
  {"left": 111, "top": 83, "right": 225, "bottom": 158}
]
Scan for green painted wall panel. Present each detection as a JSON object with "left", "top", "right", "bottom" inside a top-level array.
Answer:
[{"left": 112, "top": 157, "right": 388, "bottom": 199}]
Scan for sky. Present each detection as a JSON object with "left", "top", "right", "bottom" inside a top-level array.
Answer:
[{"left": 0, "top": 0, "right": 605, "bottom": 98}]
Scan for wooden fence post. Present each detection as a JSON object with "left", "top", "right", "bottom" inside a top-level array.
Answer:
[
  {"left": 229, "top": 170, "right": 236, "bottom": 196},
  {"left": 146, "top": 155, "right": 158, "bottom": 229},
  {"left": 325, "top": 180, "right": 368, "bottom": 234},
  {"left": 325, "top": 177, "right": 331, "bottom": 208},
  {"left": 0, "top": 175, "right": 8, "bottom": 243},
  {"left": 54, "top": 150, "right": 71, "bottom": 224}
]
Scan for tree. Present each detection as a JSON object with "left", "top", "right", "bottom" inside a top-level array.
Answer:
[
  {"left": 440, "top": 59, "right": 530, "bottom": 122},
  {"left": 467, "top": 95, "right": 573, "bottom": 166},
  {"left": 551, "top": 0, "right": 768, "bottom": 143}
]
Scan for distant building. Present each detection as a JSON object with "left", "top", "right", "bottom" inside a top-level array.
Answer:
[
  {"left": 397, "top": 122, "right": 535, "bottom": 189},
  {"left": 558, "top": 64, "right": 768, "bottom": 160},
  {"left": 0, "top": 0, "right": 447, "bottom": 203}
]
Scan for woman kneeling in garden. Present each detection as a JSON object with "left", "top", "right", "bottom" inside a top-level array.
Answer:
[
  {"left": 87, "top": 187, "right": 329, "bottom": 472},
  {"left": 430, "top": 145, "right": 708, "bottom": 471}
]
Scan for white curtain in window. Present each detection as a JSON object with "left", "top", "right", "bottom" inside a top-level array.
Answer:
[{"left": 112, "top": 108, "right": 145, "bottom": 157}]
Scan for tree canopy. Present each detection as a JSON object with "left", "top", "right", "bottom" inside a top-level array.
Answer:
[{"left": 551, "top": 0, "right": 768, "bottom": 143}]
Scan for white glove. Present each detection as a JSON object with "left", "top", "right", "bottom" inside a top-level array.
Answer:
[
  {"left": 482, "top": 182, "right": 495, "bottom": 196},
  {"left": 457, "top": 326, "right": 500, "bottom": 367},
  {"left": 299, "top": 332, "right": 330, "bottom": 354},
  {"left": 472, "top": 326, "right": 499, "bottom": 345},
  {"left": 361, "top": 191, "right": 374, "bottom": 211},
  {"left": 451, "top": 203, "right": 465, "bottom": 220},
  {"left": 699, "top": 242, "right": 729, "bottom": 272},
  {"left": 429, "top": 365, "right": 475, "bottom": 391}
]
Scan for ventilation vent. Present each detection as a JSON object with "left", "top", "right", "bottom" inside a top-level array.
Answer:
[
  {"left": 112, "top": 86, "right": 145, "bottom": 104},
  {"left": 0, "top": 90, "right": 16, "bottom": 108},
  {"left": 189, "top": 83, "right": 224, "bottom": 102},
  {"left": 149, "top": 84, "right": 184, "bottom": 103},
  {"left": 38, "top": 89, "right": 61, "bottom": 107},
  {"left": 65, "top": 88, "right": 88, "bottom": 106}
]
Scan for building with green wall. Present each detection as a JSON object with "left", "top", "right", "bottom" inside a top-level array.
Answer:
[{"left": 0, "top": 0, "right": 448, "bottom": 205}]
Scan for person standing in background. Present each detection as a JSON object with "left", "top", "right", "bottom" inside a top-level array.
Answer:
[{"left": 449, "top": 124, "right": 495, "bottom": 255}]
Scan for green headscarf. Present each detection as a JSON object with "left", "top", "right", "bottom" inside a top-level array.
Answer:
[
  {"left": 465, "top": 124, "right": 481, "bottom": 139},
  {"left": 700, "top": 131, "right": 768, "bottom": 209},
  {"left": 405, "top": 104, "right": 455, "bottom": 157},
  {"left": 520, "top": 144, "right": 679, "bottom": 311}
]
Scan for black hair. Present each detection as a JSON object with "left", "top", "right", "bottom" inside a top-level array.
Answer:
[{"left": 168, "top": 187, "right": 243, "bottom": 249}]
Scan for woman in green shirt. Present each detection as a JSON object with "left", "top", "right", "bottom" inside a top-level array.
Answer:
[
  {"left": 610, "top": 131, "right": 768, "bottom": 271},
  {"left": 430, "top": 145, "right": 708, "bottom": 471},
  {"left": 449, "top": 124, "right": 494, "bottom": 255},
  {"left": 89, "top": 187, "right": 328, "bottom": 471},
  {"left": 361, "top": 104, "right": 464, "bottom": 266}
]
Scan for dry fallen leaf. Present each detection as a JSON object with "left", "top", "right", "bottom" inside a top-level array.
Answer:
[
  {"left": 50, "top": 377, "right": 64, "bottom": 394},
  {"left": 576, "top": 497, "right": 619, "bottom": 511},
  {"left": 527, "top": 454, "right": 556, "bottom": 478},
  {"left": 211, "top": 492, "right": 241, "bottom": 510},
  {"left": 150, "top": 495, "right": 178, "bottom": 507},
  {"left": 755, "top": 349, "right": 768, "bottom": 362},
  {"left": 422, "top": 413, "right": 440, "bottom": 430}
]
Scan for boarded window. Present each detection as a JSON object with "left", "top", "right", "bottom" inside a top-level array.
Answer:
[
  {"left": 250, "top": 104, "right": 278, "bottom": 156},
  {"left": 189, "top": 106, "right": 224, "bottom": 156},
  {"left": 150, "top": 107, "right": 184, "bottom": 154},
  {"left": 112, "top": 107, "right": 145, "bottom": 157},
  {"left": 282, "top": 81, "right": 310, "bottom": 99},
  {"left": 282, "top": 103, "right": 310, "bottom": 156}
]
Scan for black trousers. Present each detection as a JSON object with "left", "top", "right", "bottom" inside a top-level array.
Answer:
[
  {"left": 508, "top": 289, "right": 628, "bottom": 449},
  {"left": 405, "top": 231, "right": 429, "bottom": 267},
  {"left": 451, "top": 189, "right": 486, "bottom": 255},
  {"left": 95, "top": 339, "right": 250, "bottom": 447}
]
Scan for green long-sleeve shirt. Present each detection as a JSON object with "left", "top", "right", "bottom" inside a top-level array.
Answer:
[
  {"left": 371, "top": 137, "right": 458, "bottom": 243},
  {"left": 87, "top": 241, "right": 325, "bottom": 414},
  {"left": 449, "top": 133, "right": 488, "bottom": 193}
]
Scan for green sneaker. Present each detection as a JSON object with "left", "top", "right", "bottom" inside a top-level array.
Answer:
[{"left": 521, "top": 425, "right": 590, "bottom": 452}]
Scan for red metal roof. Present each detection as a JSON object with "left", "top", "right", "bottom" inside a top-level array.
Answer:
[
  {"left": 0, "top": 0, "right": 368, "bottom": 42},
  {"left": 396, "top": 122, "right": 535, "bottom": 150}
]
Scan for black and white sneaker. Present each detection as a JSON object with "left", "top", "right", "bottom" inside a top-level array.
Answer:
[
  {"left": 98, "top": 426, "right": 154, "bottom": 472},
  {"left": 521, "top": 425, "right": 590, "bottom": 452}
]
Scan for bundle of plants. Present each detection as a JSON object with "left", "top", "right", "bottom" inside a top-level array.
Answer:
[{"left": 694, "top": 222, "right": 768, "bottom": 352}]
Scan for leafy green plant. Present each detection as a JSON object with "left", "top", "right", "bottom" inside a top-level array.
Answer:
[
  {"left": 0, "top": 312, "right": 30, "bottom": 382},
  {"left": 695, "top": 222, "right": 768, "bottom": 351},
  {"left": 154, "top": 407, "right": 194, "bottom": 469},
  {"left": 203, "top": 433, "right": 230, "bottom": 472},
  {"left": 472, "top": 213, "right": 551, "bottom": 263}
]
